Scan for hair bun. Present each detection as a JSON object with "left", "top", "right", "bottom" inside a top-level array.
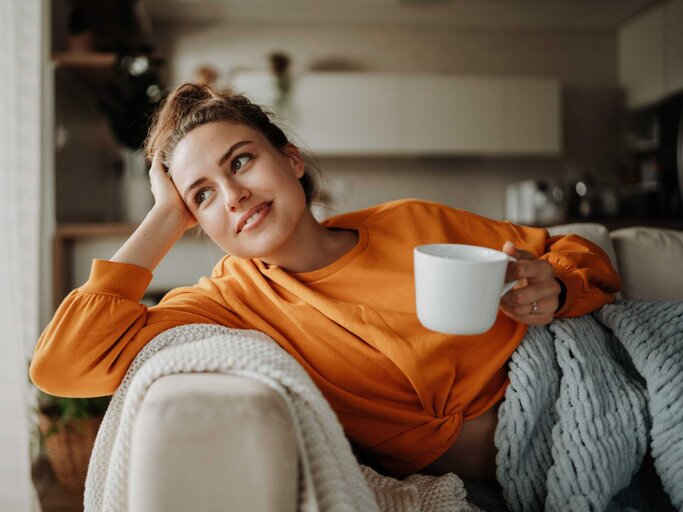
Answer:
[{"left": 171, "top": 83, "right": 208, "bottom": 102}]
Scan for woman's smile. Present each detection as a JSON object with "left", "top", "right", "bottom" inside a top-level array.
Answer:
[{"left": 237, "top": 201, "right": 273, "bottom": 234}]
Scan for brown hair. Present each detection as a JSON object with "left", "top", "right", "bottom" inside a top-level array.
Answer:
[{"left": 144, "top": 82, "right": 319, "bottom": 207}]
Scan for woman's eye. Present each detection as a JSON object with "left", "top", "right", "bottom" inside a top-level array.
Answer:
[
  {"left": 232, "top": 153, "right": 252, "bottom": 173},
  {"left": 195, "top": 188, "right": 212, "bottom": 206}
]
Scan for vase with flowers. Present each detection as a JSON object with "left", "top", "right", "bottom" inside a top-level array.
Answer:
[{"left": 269, "top": 51, "right": 292, "bottom": 120}]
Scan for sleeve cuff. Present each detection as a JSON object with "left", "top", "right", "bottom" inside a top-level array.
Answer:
[
  {"left": 552, "top": 265, "right": 582, "bottom": 317},
  {"left": 80, "top": 259, "right": 153, "bottom": 301}
]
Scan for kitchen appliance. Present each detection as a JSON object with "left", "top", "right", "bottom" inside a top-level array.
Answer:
[
  {"left": 505, "top": 179, "right": 565, "bottom": 225},
  {"left": 565, "top": 175, "right": 620, "bottom": 220}
]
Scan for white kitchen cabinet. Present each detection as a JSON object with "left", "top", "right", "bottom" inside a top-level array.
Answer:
[
  {"left": 230, "top": 71, "right": 561, "bottom": 156},
  {"left": 399, "top": 76, "right": 560, "bottom": 155},
  {"left": 501, "top": 78, "right": 561, "bottom": 154},
  {"left": 230, "top": 71, "right": 278, "bottom": 109},
  {"left": 618, "top": 0, "right": 683, "bottom": 109},
  {"left": 398, "top": 75, "right": 504, "bottom": 153},
  {"left": 618, "top": 6, "right": 665, "bottom": 109},
  {"left": 666, "top": 0, "right": 683, "bottom": 95},
  {"left": 232, "top": 72, "right": 401, "bottom": 155},
  {"left": 292, "top": 73, "right": 402, "bottom": 155}
]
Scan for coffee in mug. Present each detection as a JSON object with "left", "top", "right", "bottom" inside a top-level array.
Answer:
[{"left": 413, "top": 244, "right": 517, "bottom": 335}]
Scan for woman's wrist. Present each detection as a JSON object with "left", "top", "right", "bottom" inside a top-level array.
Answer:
[
  {"left": 149, "top": 203, "right": 194, "bottom": 231},
  {"left": 111, "top": 205, "right": 190, "bottom": 271}
]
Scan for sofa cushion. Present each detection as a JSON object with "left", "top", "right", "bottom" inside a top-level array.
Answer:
[{"left": 610, "top": 227, "right": 683, "bottom": 301}]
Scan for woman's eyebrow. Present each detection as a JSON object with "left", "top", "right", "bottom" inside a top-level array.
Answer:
[
  {"left": 184, "top": 177, "right": 209, "bottom": 203},
  {"left": 183, "top": 140, "right": 254, "bottom": 201},
  {"left": 216, "top": 140, "right": 253, "bottom": 167}
]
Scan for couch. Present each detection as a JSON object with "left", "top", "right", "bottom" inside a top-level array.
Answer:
[{"left": 124, "top": 223, "right": 683, "bottom": 512}]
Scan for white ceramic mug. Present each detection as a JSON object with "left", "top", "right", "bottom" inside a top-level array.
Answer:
[{"left": 413, "top": 244, "right": 517, "bottom": 335}]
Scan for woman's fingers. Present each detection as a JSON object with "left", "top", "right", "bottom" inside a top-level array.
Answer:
[
  {"left": 500, "top": 295, "right": 557, "bottom": 325},
  {"left": 149, "top": 152, "right": 179, "bottom": 200},
  {"left": 506, "top": 257, "right": 554, "bottom": 283},
  {"left": 148, "top": 152, "right": 169, "bottom": 196},
  {"left": 500, "top": 241, "right": 561, "bottom": 325},
  {"left": 148, "top": 151, "right": 198, "bottom": 230},
  {"left": 503, "top": 241, "right": 547, "bottom": 282},
  {"left": 502, "top": 241, "right": 535, "bottom": 260},
  {"left": 500, "top": 279, "right": 561, "bottom": 312}
]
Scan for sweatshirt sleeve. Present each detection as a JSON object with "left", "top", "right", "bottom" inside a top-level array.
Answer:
[
  {"left": 415, "top": 200, "right": 622, "bottom": 319},
  {"left": 29, "top": 259, "right": 243, "bottom": 398},
  {"left": 505, "top": 222, "right": 622, "bottom": 318},
  {"left": 539, "top": 233, "right": 622, "bottom": 317}
]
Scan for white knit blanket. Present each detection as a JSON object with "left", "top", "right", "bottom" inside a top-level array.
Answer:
[
  {"left": 83, "top": 323, "right": 477, "bottom": 512},
  {"left": 495, "top": 300, "right": 683, "bottom": 512}
]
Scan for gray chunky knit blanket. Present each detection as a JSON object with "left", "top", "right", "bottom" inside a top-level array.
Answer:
[
  {"left": 495, "top": 300, "right": 683, "bottom": 512},
  {"left": 83, "top": 324, "right": 476, "bottom": 512}
]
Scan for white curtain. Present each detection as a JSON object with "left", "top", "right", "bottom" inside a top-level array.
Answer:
[{"left": 0, "top": 0, "right": 44, "bottom": 510}]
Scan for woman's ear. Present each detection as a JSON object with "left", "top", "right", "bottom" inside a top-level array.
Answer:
[{"left": 282, "top": 144, "right": 305, "bottom": 179}]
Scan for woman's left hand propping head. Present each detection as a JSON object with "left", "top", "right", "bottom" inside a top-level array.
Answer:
[{"left": 499, "top": 241, "right": 561, "bottom": 326}]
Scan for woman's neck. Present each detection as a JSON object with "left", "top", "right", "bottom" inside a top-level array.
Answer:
[{"left": 259, "top": 212, "right": 358, "bottom": 273}]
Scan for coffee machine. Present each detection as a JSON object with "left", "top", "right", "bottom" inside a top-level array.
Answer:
[{"left": 505, "top": 179, "right": 566, "bottom": 225}]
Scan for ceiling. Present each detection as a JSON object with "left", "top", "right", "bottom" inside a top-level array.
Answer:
[{"left": 143, "top": 0, "right": 661, "bottom": 29}]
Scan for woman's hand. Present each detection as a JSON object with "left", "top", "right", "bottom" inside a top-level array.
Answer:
[
  {"left": 148, "top": 151, "right": 197, "bottom": 231},
  {"left": 499, "top": 241, "right": 562, "bottom": 326}
]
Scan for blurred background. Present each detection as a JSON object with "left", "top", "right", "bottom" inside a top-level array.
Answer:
[
  {"left": 46, "top": 0, "right": 683, "bottom": 319},
  {"left": 1, "top": 0, "right": 682, "bottom": 510}
]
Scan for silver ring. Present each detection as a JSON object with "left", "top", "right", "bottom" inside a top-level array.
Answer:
[{"left": 531, "top": 301, "right": 539, "bottom": 314}]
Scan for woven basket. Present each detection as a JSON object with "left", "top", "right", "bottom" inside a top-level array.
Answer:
[{"left": 37, "top": 412, "right": 104, "bottom": 496}]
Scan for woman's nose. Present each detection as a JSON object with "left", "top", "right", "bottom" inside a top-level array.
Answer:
[{"left": 224, "top": 182, "right": 250, "bottom": 212}]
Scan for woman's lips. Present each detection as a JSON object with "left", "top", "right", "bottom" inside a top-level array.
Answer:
[{"left": 237, "top": 201, "right": 272, "bottom": 234}]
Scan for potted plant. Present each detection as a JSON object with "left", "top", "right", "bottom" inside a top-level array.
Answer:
[{"left": 34, "top": 390, "right": 111, "bottom": 495}]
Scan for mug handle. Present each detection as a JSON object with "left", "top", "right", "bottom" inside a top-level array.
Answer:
[{"left": 500, "top": 256, "right": 518, "bottom": 297}]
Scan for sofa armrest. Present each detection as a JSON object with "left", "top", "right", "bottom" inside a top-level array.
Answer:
[{"left": 128, "top": 373, "right": 298, "bottom": 512}]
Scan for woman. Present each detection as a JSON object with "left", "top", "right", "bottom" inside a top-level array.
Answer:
[{"left": 29, "top": 83, "right": 621, "bottom": 482}]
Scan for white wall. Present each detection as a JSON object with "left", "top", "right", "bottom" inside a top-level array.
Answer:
[
  {"left": 151, "top": 19, "right": 623, "bottom": 219},
  {"left": 0, "top": 0, "right": 44, "bottom": 510}
]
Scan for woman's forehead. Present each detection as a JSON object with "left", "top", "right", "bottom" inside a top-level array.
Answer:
[
  {"left": 186, "top": 121, "right": 263, "bottom": 149},
  {"left": 170, "top": 122, "right": 265, "bottom": 172}
]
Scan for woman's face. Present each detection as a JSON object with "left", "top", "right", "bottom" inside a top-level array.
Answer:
[{"left": 169, "top": 121, "right": 308, "bottom": 260}]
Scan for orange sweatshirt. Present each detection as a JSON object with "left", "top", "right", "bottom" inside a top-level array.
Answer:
[{"left": 29, "top": 198, "right": 621, "bottom": 477}]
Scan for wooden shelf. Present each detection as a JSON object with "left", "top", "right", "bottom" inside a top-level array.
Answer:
[
  {"left": 55, "top": 222, "right": 203, "bottom": 238},
  {"left": 56, "top": 222, "right": 138, "bottom": 238},
  {"left": 53, "top": 52, "right": 164, "bottom": 70},
  {"left": 52, "top": 53, "right": 118, "bottom": 92},
  {"left": 53, "top": 52, "right": 118, "bottom": 68}
]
